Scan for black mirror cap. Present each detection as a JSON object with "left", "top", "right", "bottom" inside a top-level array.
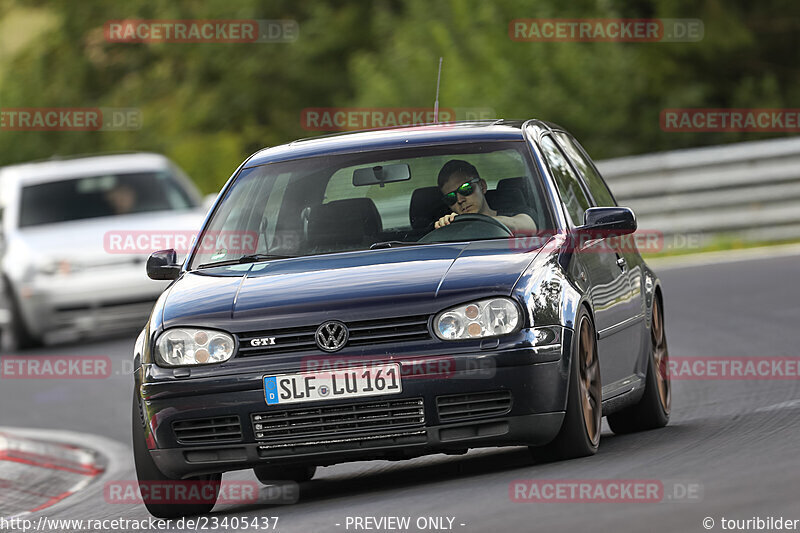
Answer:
[
  {"left": 580, "top": 207, "right": 637, "bottom": 235},
  {"left": 146, "top": 249, "right": 181, "bottom": 280}
]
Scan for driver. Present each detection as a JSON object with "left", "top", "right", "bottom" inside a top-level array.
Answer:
[{"left": 434, "top": 160, "right": 537, "bottom": 232}]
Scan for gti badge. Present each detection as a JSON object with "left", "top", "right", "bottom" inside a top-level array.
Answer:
[{"left": 250, "top": 337, "right": 277, "bottom": 347}]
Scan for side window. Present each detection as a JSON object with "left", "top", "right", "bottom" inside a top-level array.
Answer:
[
  {"left": 540, "top": 135, "right": 591, "bottom": 226},
  {"left": 554, "top": 132, "right": 616, "bottom": 207}
]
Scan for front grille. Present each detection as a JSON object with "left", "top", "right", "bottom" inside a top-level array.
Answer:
[
  {"left": 436, "top": 390, "right": 513, "bottom": 422},
  {"left": 173, "top": 416, "right": 243, "bottom": 445},
  {"left": 237, "top": 315, "right": 430, "bottom": 357},
  {"left": 251, "top": 398, "right": 425, "bottom": 444}
]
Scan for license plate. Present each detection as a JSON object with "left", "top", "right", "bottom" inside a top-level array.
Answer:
[{"left": 263, "top": 363, "right": 402, "bottom": 405}]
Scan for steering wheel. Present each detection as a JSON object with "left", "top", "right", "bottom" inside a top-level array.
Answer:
[
  {"left": 418, "top": 212, "right": 513, "bottom": 243},
  {"left": 448, "top": 213, "right": 513, "bottom": 235}
]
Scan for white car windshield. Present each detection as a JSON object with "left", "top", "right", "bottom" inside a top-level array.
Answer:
[{"left": 18, "top": 171, "right": 198, "bottom": 228}]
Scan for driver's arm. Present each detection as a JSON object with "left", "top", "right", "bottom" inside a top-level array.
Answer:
[
  {"left": 435, "top": 212, "right": 537, "bottom": 232},
  {"left": 493, "top": 213, "right": 537, "bottom": 233}
]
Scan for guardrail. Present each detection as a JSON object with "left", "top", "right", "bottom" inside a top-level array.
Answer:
[{"left": 596, "top": 136, "right": 800, "bottom": 245}]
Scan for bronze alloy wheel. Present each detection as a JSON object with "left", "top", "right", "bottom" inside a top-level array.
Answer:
[
  {"left": 530, "top": 308, "right": 601, "bottom": 461},
  {"left": 606, "top": 295, "right": 671, "bottom": 435},
  {"left": 578, "top": 316, "right": 602, "bottom": 445},
  {"left": 651, "top": 298, "right": 671, "bottom": 414}
]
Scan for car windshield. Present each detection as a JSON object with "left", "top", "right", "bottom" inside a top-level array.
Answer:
[
  {"left": 190, "top": 141, "right": 554, "bottom": 269},
  {"left": 18, "top": 171, "right": 197, "bottom": 228}
]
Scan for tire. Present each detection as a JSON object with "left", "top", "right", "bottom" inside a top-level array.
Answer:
[
  {"left": 132, "top": 393, "right": 221, "bottom": 518},
  {"left": 3, "top": 278, "right": 42, "bottom": 350},
  {"left": 607, "top": 294, "right": 671, "bottom": 434},
  {"left": 531, "top": 308, "right": 601, "bottom": 461},
  {"left": 253, "top": 464, "right": 316, "bottom": 484}
]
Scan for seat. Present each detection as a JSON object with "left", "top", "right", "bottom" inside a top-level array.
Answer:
[
  {"left": 493, "top": 177, "right": 540, "bottom": 228},
  {"left": 306, "top": 198, "right": 383, "bottom": 251},
  {"left": 497, "top": 177, "right": 533, "bottom": 204},
  {"left": 488, "top": 177, "right": 532, "bottom": 212},
  {"left": 409, "top": 186, "right": 450, "bottom": 230}
]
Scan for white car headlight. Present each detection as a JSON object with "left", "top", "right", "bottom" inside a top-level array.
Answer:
[
  {"left": 155, "top": 328, "right": 235, "bottom": 367},
  {"left": 434, "top": 297, "right": 521, "bottom": 340}
]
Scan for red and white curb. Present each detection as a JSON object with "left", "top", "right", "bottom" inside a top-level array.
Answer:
[{"left": 0, "top": 430, "right": 107, "bottom": 519}]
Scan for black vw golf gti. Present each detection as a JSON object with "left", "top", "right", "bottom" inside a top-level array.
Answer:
[{"left": 133, "top": 120, "right": 672, "bottom": 517}]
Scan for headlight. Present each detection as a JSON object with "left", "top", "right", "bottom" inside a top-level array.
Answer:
[
  {"left": 434, "top": 297, "right": 521, "bottom": 340},
  {"left": 36, "top": 260, "right": 67, "bottom": 276},
  {"left": 155, "top": 328, "right": 235, "bottom": 367}
]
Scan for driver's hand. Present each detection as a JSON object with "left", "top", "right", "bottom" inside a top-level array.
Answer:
[{"left": 435, "top": 213, "right": 457, "bottom": 228}]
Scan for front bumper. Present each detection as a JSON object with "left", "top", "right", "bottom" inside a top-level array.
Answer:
[
  {"left": 137, "top": 329, "right": 573, "bottom": 479},
  {"left": 14, "top": 265, "right": 168, "bottom": 338}
]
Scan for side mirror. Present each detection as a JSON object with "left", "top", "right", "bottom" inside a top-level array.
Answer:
[
  {"left": 147, "top": 249, "right": 181, "bottom": 280},
  {"left": 578, "top": 207, "right": 637, "bottom": 235}
]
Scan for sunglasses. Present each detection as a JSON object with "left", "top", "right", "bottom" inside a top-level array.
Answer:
[{"left": 442, "top": 178, "right": 480, "bottom": 206}]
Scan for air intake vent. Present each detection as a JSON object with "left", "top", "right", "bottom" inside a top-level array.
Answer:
[
  {"left": 436, "top": 390, "right": 512, "bottom": 422},
  {"left": 252, "top": 398, "right": 425, "bottom": 443},
  {"left": 237, "top": 315, "right": 430, "bottom": 357},
  {"left": 173, "top": 416, "right": 242, "bottom": 445}
]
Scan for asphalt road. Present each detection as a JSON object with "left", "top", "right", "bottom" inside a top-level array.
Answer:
[{"left": 1, "top": 252, "right": 799, "bottom": 533}]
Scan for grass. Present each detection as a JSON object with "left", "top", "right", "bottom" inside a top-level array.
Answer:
[{"left": 640, "top": 235, "right": 800, "bottom": 260}]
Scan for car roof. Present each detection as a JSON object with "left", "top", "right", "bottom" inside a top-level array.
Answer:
[
  {"left": 0, "top": 152, "right": 173, "bottom": 187},
  {"left": 244, "top": 119, "right": 551, "bottom": 167}
]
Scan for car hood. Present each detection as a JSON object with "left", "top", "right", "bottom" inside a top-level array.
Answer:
[{"left": 161, "top": 240, "right": 543, "bottom": 331}]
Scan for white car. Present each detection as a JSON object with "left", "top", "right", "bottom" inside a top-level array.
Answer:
[{"left": 0, "top": 153, "right": 210, "bottom": 348}]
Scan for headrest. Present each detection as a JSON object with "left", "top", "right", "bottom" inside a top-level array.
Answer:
[
  {"left": 307, "top": 198, "right": 382, "bottom": 249},
  {"left": 497, "top": 177, "right": 531, "bottom": 200},
  {"left": 410, "top": 186, "right": 450, "bottom": 230}
]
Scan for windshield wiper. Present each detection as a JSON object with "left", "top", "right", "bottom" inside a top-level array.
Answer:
[
  {"left": 369, "top": 241, "right": 421, "bottom": 250},
  {"left": 197, "top": 254, "right": 296, "bottom": 269}
]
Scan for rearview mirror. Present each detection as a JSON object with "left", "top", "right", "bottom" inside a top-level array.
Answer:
[
  {"left": 353, "top": 163, "right": 411, "bottom": 187},
  {"left": 578, "top": 207, "right": 637, "bottom": 235},
  {"left": 147, "top": 249, "right": 181, "bottom": 280}
]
